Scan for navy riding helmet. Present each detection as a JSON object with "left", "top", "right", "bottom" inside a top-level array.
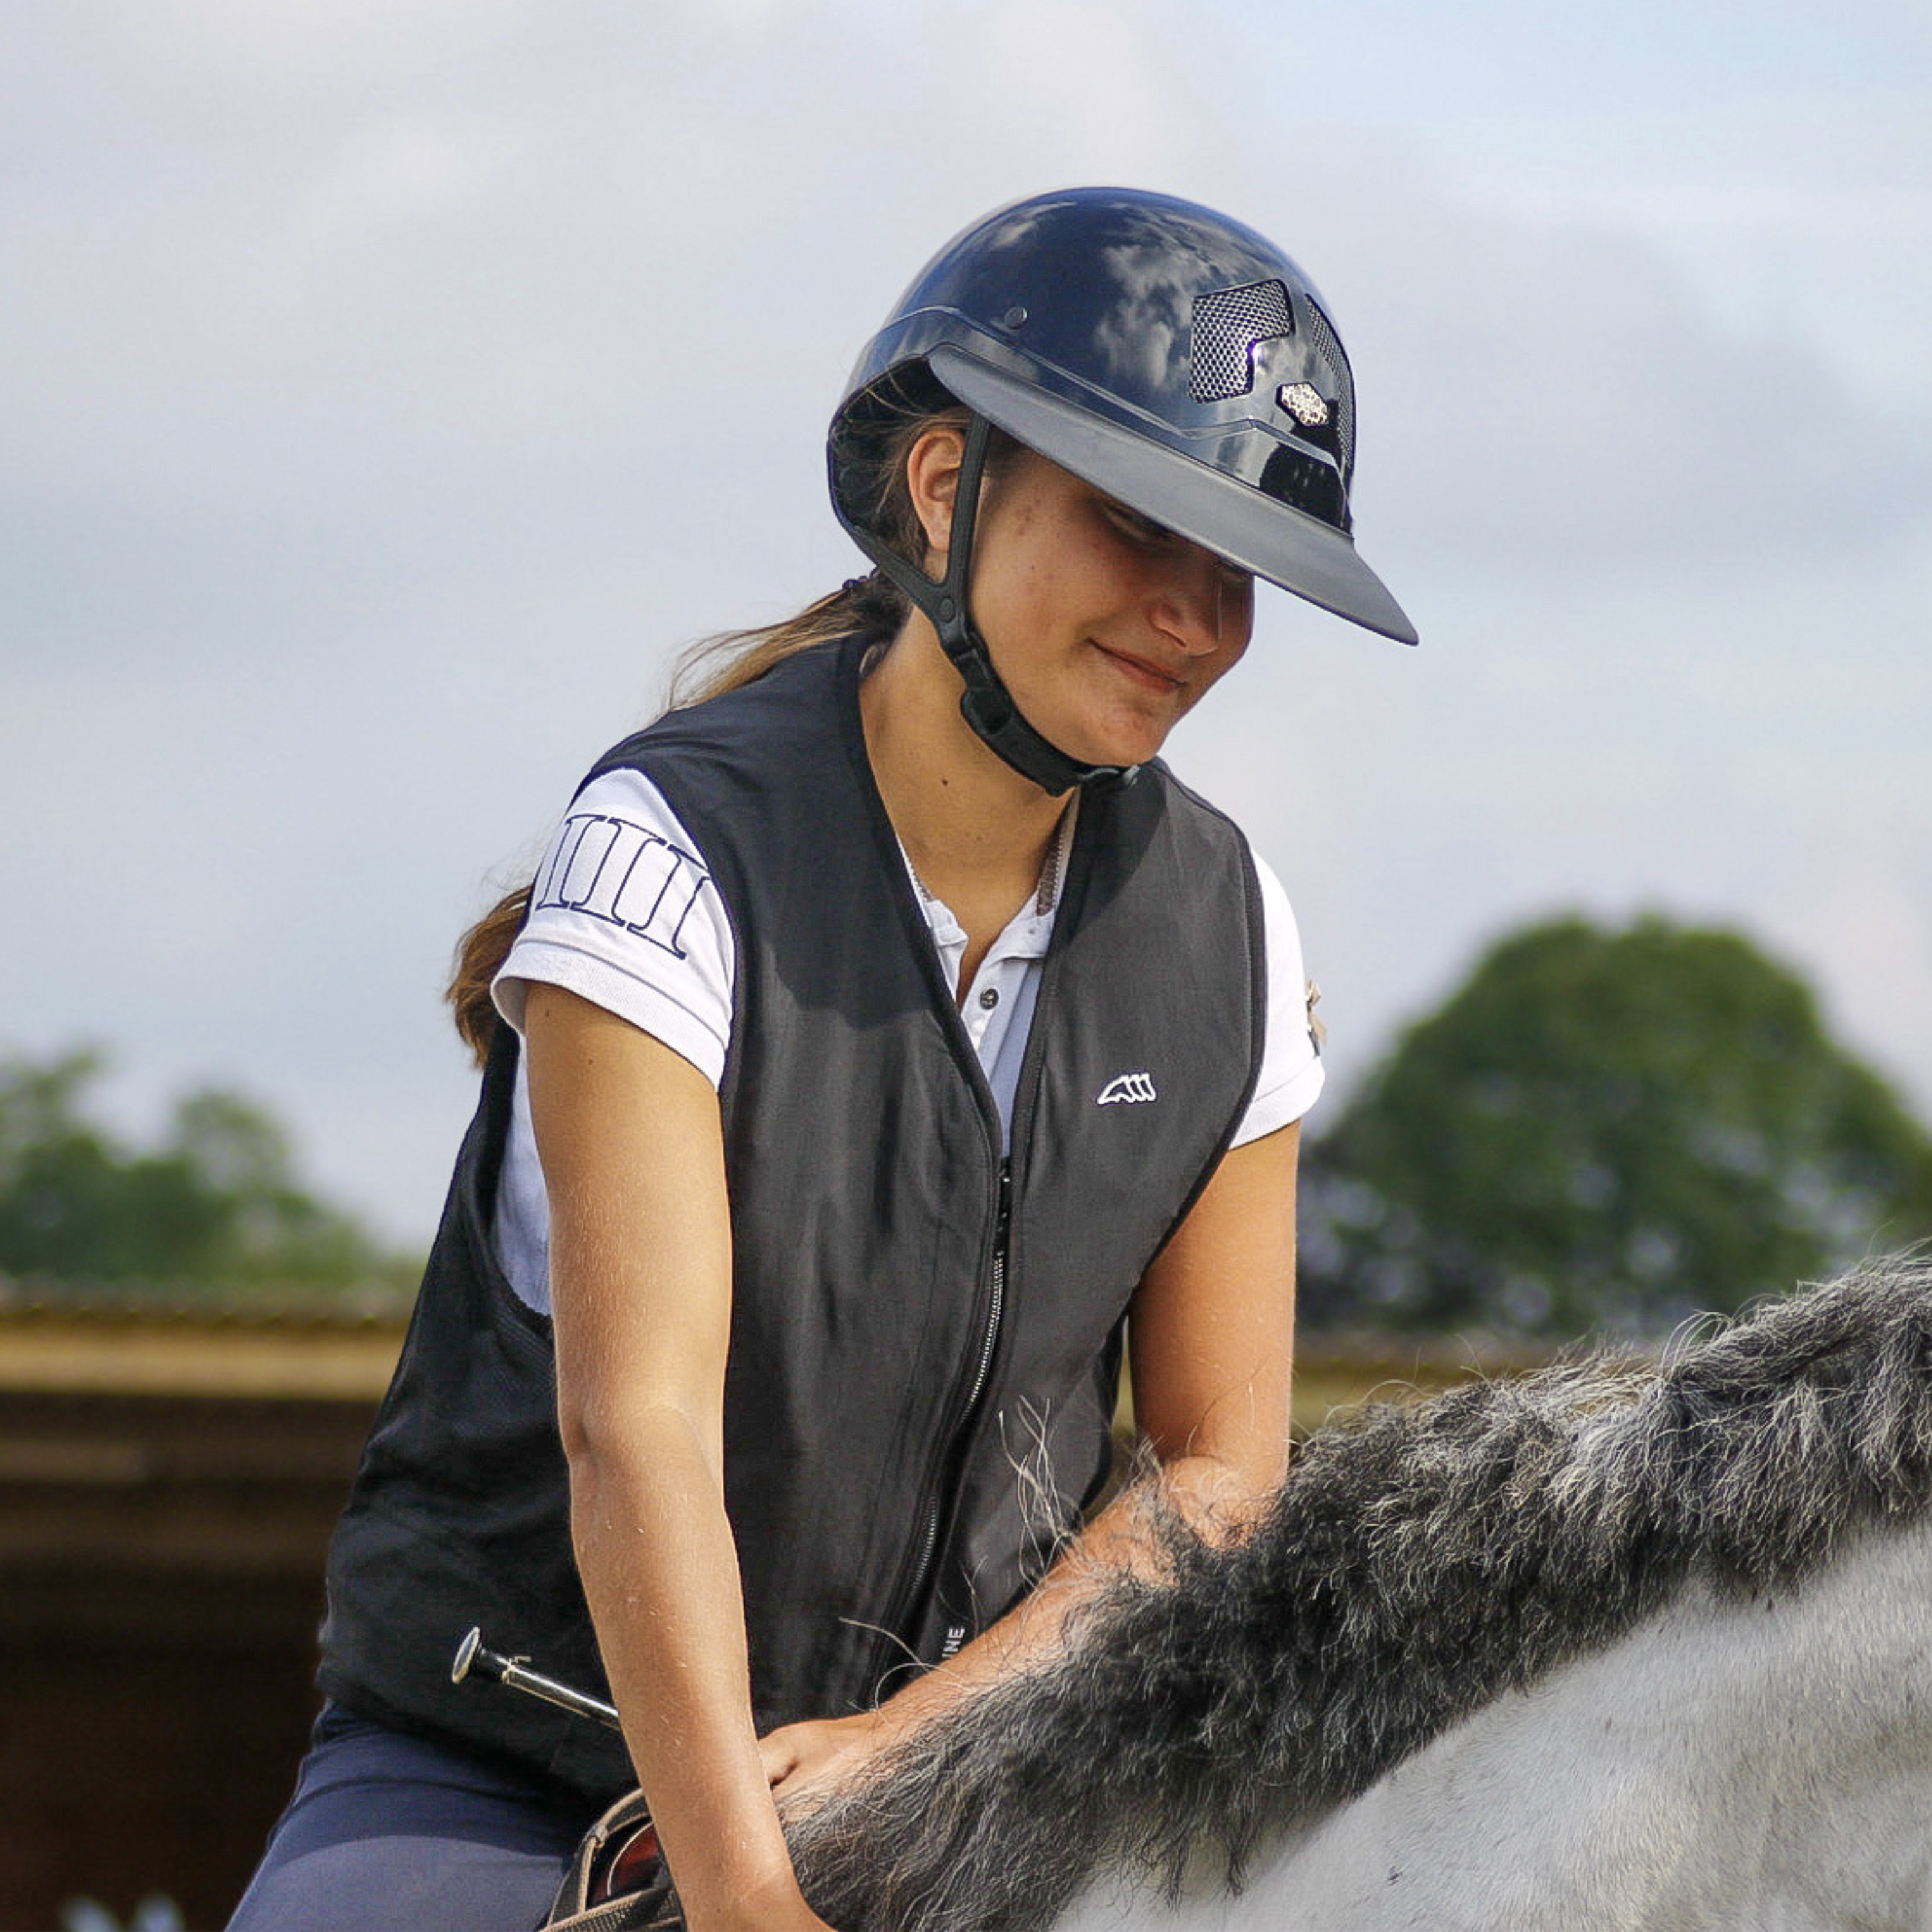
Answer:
[{"left": 828, "top": 186, "right": 1417, "bottom": 795}]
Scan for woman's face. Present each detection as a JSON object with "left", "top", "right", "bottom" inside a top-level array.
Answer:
[{"left": 915, "top": 434, "right": 1256, "bottom": 772}]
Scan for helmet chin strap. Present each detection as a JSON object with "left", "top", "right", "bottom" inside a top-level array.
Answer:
[{"left": 852, "top": 413, "right": 1138, "bottom": 797}]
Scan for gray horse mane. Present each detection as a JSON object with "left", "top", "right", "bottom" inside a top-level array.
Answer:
[{"left": 785, "top": 1253, "right": 1932, "bottom": 1932}]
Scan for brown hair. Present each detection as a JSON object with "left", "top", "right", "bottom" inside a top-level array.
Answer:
[{"left": 445, "top": 402, "right": 1017, "bottom": 1063}]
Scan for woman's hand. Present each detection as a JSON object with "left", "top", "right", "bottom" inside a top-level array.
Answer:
[{"left": 759, "top": 1709, "right": 896, "bottom": 1807}]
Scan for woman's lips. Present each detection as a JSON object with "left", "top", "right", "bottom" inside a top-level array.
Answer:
[{"left": 1091, "top": 640, "right": 1185, "bottom": 693}]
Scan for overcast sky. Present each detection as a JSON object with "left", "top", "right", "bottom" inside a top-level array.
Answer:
[{"left": 5, "top": 0, "right": 1929, "bottom": 1245}]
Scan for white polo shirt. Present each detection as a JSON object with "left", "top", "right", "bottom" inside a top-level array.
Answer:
[{"left": 490, "top": 768, "right": 1324, "bottom": 1312}]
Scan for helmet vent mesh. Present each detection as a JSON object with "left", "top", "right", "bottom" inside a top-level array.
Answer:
[
  {"left": 1300, "top": 299, "right": 1356, "bottom": 476},
  {"left": 1189, "top": 280, "right": 1295, "bottom": 402}
]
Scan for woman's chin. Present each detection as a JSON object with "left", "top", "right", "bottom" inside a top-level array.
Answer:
[
  {"left": 997, "top": 685, "right": 1180, "bottom": 775},
  {"left": 1054, "top": 707, "right": 1176, "bottom": 772}
]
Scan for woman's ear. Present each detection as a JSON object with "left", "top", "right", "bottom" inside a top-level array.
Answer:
[{"left": 904, "top": 424, "right": 967, "bottom": 569}]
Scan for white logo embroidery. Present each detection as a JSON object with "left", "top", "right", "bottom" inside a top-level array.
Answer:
[{"left": 1097, "top": 1071, "right": 1158, "bottom": 1106}]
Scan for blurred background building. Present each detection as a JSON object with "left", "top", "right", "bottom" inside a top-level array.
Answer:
[{"left": 0, "top": 1292, "right": 397, "bottom": 1929}]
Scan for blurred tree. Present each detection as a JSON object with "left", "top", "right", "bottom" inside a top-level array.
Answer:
[
  {"left": 0, "top": 1045, "right": 417, "bottom": 1300},
  {"left": 1300, "top": 915, "right": 1932, "bottom": 1338}
]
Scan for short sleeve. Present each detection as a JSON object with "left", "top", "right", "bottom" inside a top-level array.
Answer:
[
  {"left": 493, "top": 767, "right": 736, "bottom": 1086},
  {"left": 1229, "top": 850, "right": 1325, "bottom": 1147}
]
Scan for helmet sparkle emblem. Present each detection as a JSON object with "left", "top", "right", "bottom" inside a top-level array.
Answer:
[{"left": 1278, "top": 382, "right": 1331, "bottom": 429}]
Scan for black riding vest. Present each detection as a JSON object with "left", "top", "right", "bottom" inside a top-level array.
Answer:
[{"left": 319, "top": 636, "right": 1266, "bottom": 1802}]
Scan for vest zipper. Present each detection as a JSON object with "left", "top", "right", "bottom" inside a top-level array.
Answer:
[
  {"left": 966, "top": 1158, "right": 1012, "bottom": 1422},
  {"left": 889, "top": 1155, "right": 1012, "bottom": 1670}
]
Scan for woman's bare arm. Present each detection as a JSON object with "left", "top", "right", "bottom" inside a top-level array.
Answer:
[
  {"left": 525, "top": 983, "right": 836, "bottom": 1932},
  {"left": 763, "top": 1120, "right": 1299, "bottom": 1795}
]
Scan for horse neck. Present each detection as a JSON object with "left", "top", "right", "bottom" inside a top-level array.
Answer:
[{"left": 1064, "top": 1513, "right": 1932, "bottom": 1932}]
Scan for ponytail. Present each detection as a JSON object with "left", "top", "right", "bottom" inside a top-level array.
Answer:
[
  {"left": 667, "top": 571, "right": 908, "bottom": 710},
  {"left": 447, "top": 882, "right": 535, "bottom": 1066}
]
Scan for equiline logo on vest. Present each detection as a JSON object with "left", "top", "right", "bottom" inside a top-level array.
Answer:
[{"left": 1096, "top": 1071, "right": 1158, "bottom": 1106}]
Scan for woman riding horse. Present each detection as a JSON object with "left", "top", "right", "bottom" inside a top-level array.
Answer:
[{"left": 226, "top": 185, "right": 1416, "bottom": 1932}]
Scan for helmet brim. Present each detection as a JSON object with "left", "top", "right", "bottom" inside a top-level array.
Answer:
[{"left": 931, "top": 343, "right": 1418, "bottom": 647}]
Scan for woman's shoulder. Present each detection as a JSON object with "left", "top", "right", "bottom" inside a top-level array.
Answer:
[
  {"left": 1102, "top": 759, "right": 1261, "bottom": 898},
  {"left": 540, "top": 764, "right": 715, "bottom": 879},
  {"left": 1137, "top": 757, "right": 1253, "bottom": 838},
  {"left": 497, "top": 761, "right": 737, "bottom": 1085}
]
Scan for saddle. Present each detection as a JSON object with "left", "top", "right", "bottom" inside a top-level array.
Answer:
[{"left": 545, "top": 1787, "right": 672, "bottom": 1931}]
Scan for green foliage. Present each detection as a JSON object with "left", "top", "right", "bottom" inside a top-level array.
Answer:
[
  {"left": 0, "top": 1045, "right": 418, "bottom": 1301},
  {"left": 1300, "top": 915, "right": 1932, "bottom": 1338}
]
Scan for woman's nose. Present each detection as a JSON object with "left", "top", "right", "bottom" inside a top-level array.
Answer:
[{"left": 1151, "top": 550, "right": 1253, "bottom": 656}]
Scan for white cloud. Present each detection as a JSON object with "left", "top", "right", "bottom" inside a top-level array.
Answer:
[
  {"left": 105, "top": 0, "right": 533, "bottom": 90},
  {"left": 1402, "top": 87, "right": 1932, "bottom": 417},
  {"left": 291, "top": 113, "right": 524, "bottom": 255},
  {"left": 981, "top": 0, "right": 1202, "bottom": 183}
]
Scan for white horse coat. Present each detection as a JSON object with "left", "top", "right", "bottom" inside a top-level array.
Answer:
[{"left": 1063, "top": 1513, "right": 1932, "bottom": 1931}]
